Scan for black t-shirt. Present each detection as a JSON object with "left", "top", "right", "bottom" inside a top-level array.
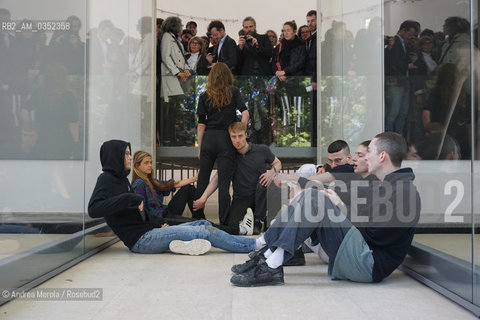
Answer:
[
  {"left": 197, "top": 87, "right": 247, "bottom": 130},
  {"left": 233, "top": 143, "right": 275, "bottom": 198}
]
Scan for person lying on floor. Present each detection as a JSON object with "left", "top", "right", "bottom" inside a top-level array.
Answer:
[
  {"left": 230, "top": 132, "right": 421, "bottom": 286},
  {"left": 88, "top": 140, "right": 261, "bottom": 255}
]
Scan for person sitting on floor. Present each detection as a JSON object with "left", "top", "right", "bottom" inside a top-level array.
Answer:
[
  {"left": 131, "top": 150, "right": 253, "bottom": 235},
  {"left": 193, "top": 121, "right": 282, "bottom": 235},
  {"left": 229, "top": 132, "right": 421, "bottom": 286},
  {"left": 88, "top": 140, "right": 259, "bottom": 255}
]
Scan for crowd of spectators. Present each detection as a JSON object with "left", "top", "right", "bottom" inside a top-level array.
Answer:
[{"left": 1, "top": 6, "right": 476, "bottom": 160}]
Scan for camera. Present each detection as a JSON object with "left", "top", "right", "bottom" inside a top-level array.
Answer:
[
  {"left": 243, "top": 35, "right": 252, "bottom": 41},
  {"left": 384, "top": 36, "right": 391, "bottom": 46}
]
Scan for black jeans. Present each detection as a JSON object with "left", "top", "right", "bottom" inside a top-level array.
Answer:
[
  {"left": 163, "top": 185, "right": 197, "bottom": 216},
  {"left": 194, "top": 129, "right": 236, "bottom": 225},
  {"left": 264, "top": 188, "right": 352, "bottom": 264},
  {"left": 162, "top": 185, "right": 238, "bottom": 235},
  {"left": 227, "top": 182, "right": 267, "bottom": 226}
]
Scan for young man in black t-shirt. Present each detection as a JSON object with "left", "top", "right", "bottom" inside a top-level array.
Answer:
[{"left": 193, "top": 122, "right": 281, "bottom": 234}]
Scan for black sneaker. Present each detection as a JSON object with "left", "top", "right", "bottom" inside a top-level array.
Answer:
[
  {"left": 230, "top": 259, "right": 284, "bottom": 287},
  {"left": 283, "top": 248, "right": 306, "bottom": 266},
  {"left": 232, "top": 247, "right": 268, "bottom": 274}
]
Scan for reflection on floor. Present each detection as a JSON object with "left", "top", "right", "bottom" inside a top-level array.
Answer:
[
  {"left": 414, "top": 234, "right": 479, "bottom": 264},
  {"left": 0, "top": 234, "right": 67, "bottom": 259}
]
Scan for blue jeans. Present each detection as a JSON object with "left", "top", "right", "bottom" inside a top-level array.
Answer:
[
  {"left": 385, "top": 84, "right": 410, "bottom": 134},
  {"left": 131, "top": 220, "right": 255, "bottom": 254},
  {"left": 264, "top": 188, "right": 353, "bottom": 265}
]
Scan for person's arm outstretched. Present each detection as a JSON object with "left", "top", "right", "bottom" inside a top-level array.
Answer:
[{"left": 192, "top": 173, "right": 218, "bottom": 211}]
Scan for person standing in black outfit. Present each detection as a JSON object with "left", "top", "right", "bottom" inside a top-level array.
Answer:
[
  {"left": 271, "top": 20, "right": 307, "bottom": 143},
  {"left": 237, "top": 16, "right": 272, "bottom": 76},
  {"left": 237, "top": 16, "right": 273, "bottom": 144},
  {"left": 305, "top": 10, "right": 318, "bottom": 146},
  {"left": 194, "top": 63, "right": 249, "bottom": 224}
]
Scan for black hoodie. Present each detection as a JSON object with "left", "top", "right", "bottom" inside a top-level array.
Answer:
[
  {"left": 357, "top": 168, "right": 421, "bottom": 282},
  {"left": 88, "top": 140, "right": 165, "bottom": 249},
  {"left": 272, "top": 36, "right": 307, "bottom": 76}
]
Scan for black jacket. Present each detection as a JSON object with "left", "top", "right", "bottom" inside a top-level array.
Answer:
[
  {"left": 215, "top": 35, "right": 238, "bottom": 74},
  {"left": 385, "top": 34, "right": 409, "bottom": 86},
  {"left": 357, "top": 168, "right": 421, "bottom": 282},
  {"left": 195, "top": 54, "right": 210, "bottom": 76},
  {"left": 272, "top": 36, "right": 306, "bottom": 76},
  {"left": 237, "top": 32, "right": 273, "bottom": 75},
  {"left": 305, "top": 32, "right": 317, "bottom": 82},
  {"left": 88, "top": 140, "right": 165, "bottom": 249}
]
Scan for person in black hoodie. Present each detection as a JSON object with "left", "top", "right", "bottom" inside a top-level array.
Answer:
[
  {"left": 271, "top": 20, "right": 307, "bottom": 138},
  {"left": 230, "top": 132, "right": 421, "bottom": 287},
  {"left": 88, "top": 140, "right": 257, "bottom": 255}
]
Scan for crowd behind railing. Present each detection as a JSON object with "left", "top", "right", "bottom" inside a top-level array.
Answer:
[{"left": 0, "top": 6, "right": 477, "bottom": 160}]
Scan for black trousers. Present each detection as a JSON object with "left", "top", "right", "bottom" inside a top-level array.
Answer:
[
  {"left": 227, "top": 182, "right": 267, "bottom": 226},
  {"left": 194, "top": 129, "right": 236, "bottom": 225}
]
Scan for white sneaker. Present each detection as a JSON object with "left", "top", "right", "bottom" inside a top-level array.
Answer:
[
  {"left": 169, "top": 239, "right": 211, "bottom": 255},
  {"left": 239, "top": 208, "right": 254, "bottom": 236}
]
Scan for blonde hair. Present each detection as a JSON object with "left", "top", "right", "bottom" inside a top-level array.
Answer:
[
  {"left": 132, "top": 151, "right": 174, "bottom": 204},
  {"left": 206, "top": 62, "right": 233, "bottom": 109},
  {"left": 228, "top": 121, "right": 247, "bottom": 133}
]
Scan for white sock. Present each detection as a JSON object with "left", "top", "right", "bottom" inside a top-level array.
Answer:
[
  {"left": 254, "top": 236, "right": 266, "bottom": 250},
  {"left": 239, "top": 225, "right": 247, "bottom": 235},
  {"left": 264, "top": 249, "right": 273, "bottom": 258},
  {"left": 266, "top": 248, "right": 284, "bottom": 269}
]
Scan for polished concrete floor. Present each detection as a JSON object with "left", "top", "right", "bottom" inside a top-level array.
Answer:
[
  {"left": 0, "top": 190, "right": 478, "bottom": 319},
  {"left": 0, "top": 242, "right": 477, "bottom": 319}
]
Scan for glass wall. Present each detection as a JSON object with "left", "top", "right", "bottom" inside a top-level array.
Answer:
[
  {"left": 156, "top": 0, "right": 318, "bottom": 165},
  {"left": 322, "top": 0, "right": 479, "bottom": 315},
  {"left": 0, "top": 0, "right": 155, "bottom": 304}
]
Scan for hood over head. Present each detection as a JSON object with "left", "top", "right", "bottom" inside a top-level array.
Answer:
[{"left": 100, "top": 140, "right": 131, "bottom": 178}]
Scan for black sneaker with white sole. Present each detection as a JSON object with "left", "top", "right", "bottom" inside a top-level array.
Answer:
[
  {"left": 230, "top": 259, "right": 284, "bottom": 287},
  {"left": 231, "top": 246, "right": 269, "bottom": 274}
]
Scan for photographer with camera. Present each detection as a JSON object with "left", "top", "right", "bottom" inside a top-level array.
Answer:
[
  {"left": 237, "top": 16, "right": 273, "bottom": 76},
  {"left": 236, "top": 17, "right": 274, "bottom": 145}
]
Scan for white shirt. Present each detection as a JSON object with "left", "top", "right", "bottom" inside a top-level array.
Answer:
[
  {"left": 422, "top": 52, "right": 437, "bottom": 74},
  {"left": 187, "top": 52, "right": 199, "bottom": 70},
  {"left": 217, "top": 34, "right": 227, "bottom": 57}
]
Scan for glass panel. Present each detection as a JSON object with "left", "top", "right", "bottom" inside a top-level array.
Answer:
[
  {"left": 381, "top": 0, "right": 475, "bottom": 307},
  {"left": 474, "top": 0, "right": 480, "bottom": 308},
  {"left": 84, "top": 0, "right": 156, "bottom": 250},
  {"left": 320, "top": 0, "right": 383, "bottom": 156},
  {"left": 156, "top": 1, "right": 317, "bottom": 150},
  {"left": 0, "top": 0, "right": 87, "bottom": 293},
  {"left": 0, "top": 0, "right": 156, "bottom": 300},
  {"left": 158, "top": 75, "right": 313, "bottom": 147},
  {"left": 323, "top": 0, "right": 478, "bottom": 312}
]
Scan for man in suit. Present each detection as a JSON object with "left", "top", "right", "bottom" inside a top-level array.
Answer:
[
  {"left": 385, "top": 20, "right": 420, "bottom": 135},
  {"left": 305, "top": 10, "right": 318, "bottom": 146},
  {"left": 237, "top": 16, "right": 272, "bottom": 76},
  {"left": 206, "top": 20, "right": 238, "bottom": 74},
  {"left": 87, "top": 19, "right": 114, "bottom": 75}
]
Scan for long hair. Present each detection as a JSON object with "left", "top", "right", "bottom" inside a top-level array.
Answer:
[
  {"left": 162, "top": 16, "right": 182, "bottom": 34},
  {"left": 205, "top": 63, "right": 233, "bottom": 109},
  {"left": 132, "top": 151, "right": 174, "bottom": 204}
]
